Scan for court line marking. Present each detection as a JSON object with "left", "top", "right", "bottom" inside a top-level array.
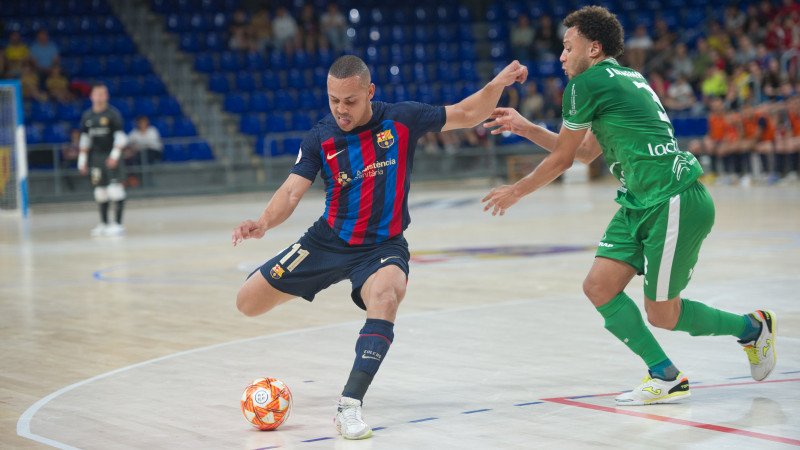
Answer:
[
  {"left": 16, "top": 295, "right": 799, "bottom": 448},
  {"left": 542, "top": 378, "right": 800, "bottom": 447}
]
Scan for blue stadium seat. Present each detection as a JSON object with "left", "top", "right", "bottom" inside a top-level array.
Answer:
[
  {"left": 266, "top": 114, "right": 287, "bottom": 133},
  {"left": 224, "top": 92, "right": 248, "bottom": 113},
  {"left": 261, "top": 70, "right": 281, "bottom": 90},
  {"left": 412, "top": 43, "right": 432, "bottom": 63},
  {"left": 151, "top": 117, "right": 171, "bottom": 137},
  {"left": 67, "top": 36, "right": 91, "bottom": 56},
  {"left": 244, "top": 51, "right": 264, "bottom": 71},
  {"left": 436, "top": 62, "right": 456, "bottom": 82},
  {"left": 54, "top": 17, "right": 77, "bottom": 35},
  {"left": 166, "top": 14, "right": 187, "bottom": 33},
  {"left": 195, "top": 54, "right": 215, "bottom": 73},
  {"left": 162, "top": 143, "right": 190, "bottom": 162},
  {"left": 26, "top": 125, "right": 42, "bottom": 145},
  {"left": 536, "top": 60, "right": 559, "bottom": 78},
  {"left": 92, "top": 37, "right": 114, "bottom": 55},
  {"left": 78, "top": 16, "right": 100, "bottom": 34},
  {"left": 412, "top": 63, "right": 429, "bottom": 83},
  {"left": 133, "top": 97, "right": 157, "bottom": 117},
  {"left": 102, "top": 16, "right": 124, "bottom": 34},
  {"left": 412, "top": 25, "right": 432, "bottom": 44},
  {"left": 31, "top": 101, "right": 57, "bottom": 123},
  {"left": 312, "top": 67, "right": 327, "bottom": 87},
  {"left": 188, "top": 141, "right": 214, "bottom": 160},
  {"left": 158, "top": 96, "right": 182, "bottom": 116},
  {"left": 439, "top": 84, "right": 457, "bottom": 104},
  {"left": 287, "top": 69, "right": 308, "bottom": 89},
  {"left": 489, "top": 41, "right": 507, "bottom": 61},
  {"left": 143, "top": 75, "right": 167, "bottom": 95},
  {"left": 298, "top": 90, "right": 317, "bottom": 110},
  {"left": 180, "top": 33, "right": 201, "bottom": 52},
  {"left": 57, "top": 102, "right": 82, "bottom": 122},
  {"left": 269, "top": 50, "right": 287, "bottom": 68},
  {"left": 104, "top": 55, "right": 128, "bottom": 76},
  {"left": 235, "top": 72, "right": 256, "bottom": 91},
  {"left": 291, "top": 112, "right": 312, "bottom": 131},
  {"left": 631, "top": 11, "right": 655, "bottom": 28},
  {"left": 293, "top": 49, "right": 312, "bottom": 69},
  {"left": 390, "top": 25, "right": 406, "bottom": 44},
  {"left": 42, "top": 123, "right": 69, "bottom": 143},
  {"left": 254, "top": 136, "right": 278, "bottom": 156},
  {"left": 172, "top": 117, "right": 197, "bottom": 137},
  {"left": 392, "top": 85, "right": 409, "bottom": 102},
  {"left": 435, "top": 26, "right": 455, "bottom": 43},
  {"left": 436, "top": 43, "right": 455, "bottom": 62},
  {"left": 219, "top": 51, "right": 241, "bottom": 72},
  {"left": 188, "top": 12, "right": 209, "bottom": 31},
  {"left": 240, "top": 114, "right": 263, "bottom": 135},
  {"left": 78, "top": 56, "right": 103, "bottom": 77},
  {"left": 459, "top": 42, "right": 477, "bottom": 61},
  {"left": 459, "top": 61, "right": 478, "bottom": 81},
  {"left": 119, "top": 76, "right": 143, "bottom": 96},
  {"left": 205, "top": 32, "right": 225, "bottom": 51},
  {"left": 317, "top": 48, "right": 335, "bottom": 68},
  {"left": 389, "top": 44, "right": 407, "bottom": 65},
  {"left": 282, "top": 138, "right": 303, "bottom": 156},
  {"left": 112, "top": 99, "right": 133, "bottom": 118},
  {"left": 249, "top": 91, "right": 271, "bottom": 112},
  {"left": 416, "top": 84, "right": 434, "bottom": 104},
  {"left": 273, "top": 91, "right": 296, "bottom": 111},
  {"left": 114, "top": 36, "right": 137, "bottom": 54}
]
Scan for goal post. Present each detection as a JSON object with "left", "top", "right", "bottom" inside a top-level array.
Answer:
[{"left": 0, "top": 80, "right": 28, "bottom": 217}]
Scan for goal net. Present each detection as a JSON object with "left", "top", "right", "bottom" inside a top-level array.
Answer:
[{"left": 0, "top": 80, "right": 27, "bottom": 216}]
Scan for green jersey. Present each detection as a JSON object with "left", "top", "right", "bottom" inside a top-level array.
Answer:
[{"left": 562, "top": 58, "right": 702, "bottom": 209}]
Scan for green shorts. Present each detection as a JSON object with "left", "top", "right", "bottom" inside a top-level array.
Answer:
[{"left": 596, "top": 181, "right": 715, "bottom": 301}]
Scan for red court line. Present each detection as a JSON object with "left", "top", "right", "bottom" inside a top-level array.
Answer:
[{"left": 542, "top": 378, "right": 800, "bottom": 447}]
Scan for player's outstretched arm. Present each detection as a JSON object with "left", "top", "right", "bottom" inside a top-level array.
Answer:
[
  {"left": 232, "top": 174, "right": 313, "bottom": 246},
  {"left": 441, "top": 61, "right": 528, "bottom": 131},
  {"left": 484, "top": 107, "right": 602, "bottom": 164},
  {"left": 481, "top": 126, "right": 587, "bottom": 216}
]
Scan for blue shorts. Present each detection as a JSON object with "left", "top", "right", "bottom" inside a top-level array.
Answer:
[{"left": 254, "top": 218, "right": 410, "bottom": 310}]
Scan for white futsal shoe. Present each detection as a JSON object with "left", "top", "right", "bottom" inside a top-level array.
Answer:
[
  {"left": 615, "top": 372, "right": 691, "bottom": 406},
  {"left": 104, "top": 222, "right": 126, "bottom": 236},
  {"left": 740, "top": 310, "right": 776, "bottom": 381},
  {"left": 90, "top": 223, "right": 107, "bottom": 237},
  {"left": 335, "top": 396, "right": 372, "bottom": 440}
]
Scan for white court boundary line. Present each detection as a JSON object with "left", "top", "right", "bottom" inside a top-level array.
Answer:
[
  {"left": 16, "top": 297, "right": 544, "bottom": 448},
  {"left": 17, "top": 276, "right": 800, "bottom": 448}
]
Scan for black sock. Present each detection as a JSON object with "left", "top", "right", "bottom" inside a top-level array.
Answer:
[
  {"left": 99, "top": 201, "right": 109, "bottom": 224},
  {"left": 115, "top": 200, "right": 125, "bottom": 224},
  {"left": 775, "top": 154, "right": 786, "bottom": 175},
  {"left": 760, "top": 154, "right": 770, "bottom": 174},
  {"left": 790, "top": 152, "right": 799, "bottom": 172},
  {"left": 709, "top": 154, "right": 719, "bottom": 173}
]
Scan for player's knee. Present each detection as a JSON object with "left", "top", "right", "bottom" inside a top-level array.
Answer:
[
  {"left": 367, "top": 289, "right": 402, "bottom": 316},
  {"left": 107, "top": 183, "right": 126, "bottom": 201},
  {"left": 236, "top": 291, "right": 261, "bottom": 317},
  {"left": 93, "top": 186, "right": 108, "bottom": 203},
  {"left": 583, "top": 276, "right": 608, "bottom": 305}
]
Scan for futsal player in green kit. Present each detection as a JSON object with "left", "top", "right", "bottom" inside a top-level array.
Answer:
[{"left": 481, "top": 6, "right": 776, "bottom": 405}]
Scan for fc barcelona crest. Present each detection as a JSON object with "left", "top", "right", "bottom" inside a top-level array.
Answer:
[
  {"left": 270, "top": 264, "right": 285, "bottom": 279},
  {"left": 376, "top": 129, "right": 394, "bottom": 149}
]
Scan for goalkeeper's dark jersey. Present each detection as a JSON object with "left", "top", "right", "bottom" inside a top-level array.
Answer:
[{"left": 80, "top": 106, "right": 124, "bottom": 166}]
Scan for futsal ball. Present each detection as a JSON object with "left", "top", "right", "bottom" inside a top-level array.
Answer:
[{"left": 241, "top": 377, "right": 293, "bottom": 430}]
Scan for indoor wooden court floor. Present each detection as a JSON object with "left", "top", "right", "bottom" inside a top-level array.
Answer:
[{"left": 2, "top": 179, "right": 799, "bottom": 449}]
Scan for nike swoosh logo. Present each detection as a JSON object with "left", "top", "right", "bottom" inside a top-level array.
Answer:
[
  {"left": 381, "top": 256, "right": 400, "bottom": 263},
  {"left": 361, "top": 354, "right": 381, "bottom": 360},
  {"left": 326, "top": 149, "right": 345, "bottom": 160}
]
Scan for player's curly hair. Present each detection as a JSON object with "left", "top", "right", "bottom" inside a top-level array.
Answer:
[
  {"left": 563, "top": 6, "right": 625, "bottom": 58},
  {"left": 329, "top": 55, "right": 371, "bottom": 86}
]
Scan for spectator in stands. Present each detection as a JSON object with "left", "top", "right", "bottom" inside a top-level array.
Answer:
[
  {"left": 669, "top": 43, "right": 694, "bottom": 81},
  {"left": 299, "top": 4, "right": 320, "bottom": 53},
  {"left": 757, "top": 0, "right": 777, "bottom": 24},
  {"left": 498, "top": 84, "right": 519, "bottom": 110},
  {"left": 320, "top": 3, "right": 349, "bottom": 53},
  {"left": 249, "top": 7, "right": 274, "bottom": 53},
  {"left": 734, "top": 36, "right": 757, "bottom": 67},
  {"left": 701, "top": 65, "right": 728, "bottom": 106},
  {"left": 777, "top": 95, "right": 800, "bottom": 181},
  {"left": 740, "top": 101, "right": 777, "bottom": 184},
  {"left": 542, "top": 76, "right": 563, "bottom": 118},
  {"left": 724, "top": 2, "right": 747, "bottom": 35},
  {"left": 127, "top": 115, "right": 163, "bottom": 166},
  {"left": 777, "top": 0, "right": 800, "bottom": 17},
  {"left": 229, "top": 25, "right": 256, "bottom": 52},
  {"left": 20, "top": 62, "right": 47, "bottom": 102},
  {"left": 707, "top": 21, "right": 732, "bottom": 55},
  {"left": 664, "top": 74, "right": 698, "bottom": 114},
  {"left": 5, "top": 31, "right": 29, "bottom": 78},
  {"left": 625, "top": 24, "right": 652, "bottom": 72},
  {"left": 651, "top": 19, "right": 676, "bottom": 54},
  {"left": 764, "top": 17, "right": 787, "bottom": 53},
  {"left": 691, "top": 38, "right": 714, "bottom": 85},
  {"left": 520, "top": 83, "right": 545, "bottom": 120},
  {"left": 45, "top": 64, "right": 73, "bottom": 103},
  {"left": 510, "top": 14, "right": 535, "bottom": 61},
  {"left": 229, "top": 8, "right": 249, "bottom": 34},
  {"left": 29, "top": 30, "right": 59, "bottom": 77},
  {"left": 689, "top": 97, "right": 727, "bottom": 181},
  {"left": 0, "top": 51, "right": 7, "bottom": 79},
  {"left": 273, "top": 6, "right": 300, "bottom": 53},
  {"left": 533, "top": 14, "right": 561, "bottom": 60}
]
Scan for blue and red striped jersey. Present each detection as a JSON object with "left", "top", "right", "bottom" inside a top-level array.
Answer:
[{"left": 291, "top": 101, "right": 446, "bottom": 245}]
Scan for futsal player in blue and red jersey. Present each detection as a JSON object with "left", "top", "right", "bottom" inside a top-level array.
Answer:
[{"left": 232, "top": 55, "right": 527, "bottom": 439}]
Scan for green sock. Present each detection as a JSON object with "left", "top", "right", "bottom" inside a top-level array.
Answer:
[
  {"left": 596, "top": 292, "right": 668, "bottom": 367},
  {"left": 672, "top": 298, "right": 747, "bottom": 337}
]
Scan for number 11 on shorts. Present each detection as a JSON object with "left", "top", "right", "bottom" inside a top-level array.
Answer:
[{"left": 280, "top": 243, "right": 309, "bottom": 272}]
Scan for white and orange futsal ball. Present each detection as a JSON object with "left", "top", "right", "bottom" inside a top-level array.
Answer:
[{"left": 240, "top": 377, "right": 293, "bottom": 430}]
